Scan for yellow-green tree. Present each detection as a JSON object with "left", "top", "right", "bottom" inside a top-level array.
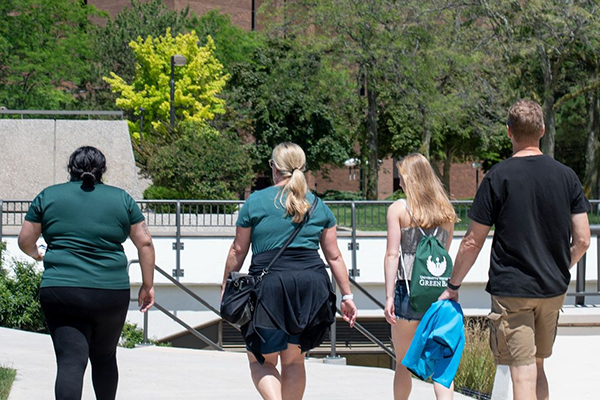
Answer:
[{"left": 104, "top": 29, "right": 228, "bottom": 138}]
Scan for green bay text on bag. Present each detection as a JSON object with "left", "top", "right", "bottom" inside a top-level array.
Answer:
[{"left": 409, "top": 233, "right": 453, "bottom": 313}]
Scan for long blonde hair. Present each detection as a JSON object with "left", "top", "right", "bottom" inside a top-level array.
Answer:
[
  {"left": 272, "top": 142, "right": 310, "bottom": 223},
  {"left": 398, "top": 153, "right": 457, "bottom": 228}
]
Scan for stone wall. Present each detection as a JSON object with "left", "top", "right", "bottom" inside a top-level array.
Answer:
[{"left": 0, "top": 119, "right": 142, "bottom": 200}]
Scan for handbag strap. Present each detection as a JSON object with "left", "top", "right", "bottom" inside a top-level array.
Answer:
[{"left": 258, "top": 196, "right": 320, "bottom": 281}]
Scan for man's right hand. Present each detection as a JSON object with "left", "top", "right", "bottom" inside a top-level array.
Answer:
[{"left": 438, "top": 288, "right": 459, "bottom": 302}]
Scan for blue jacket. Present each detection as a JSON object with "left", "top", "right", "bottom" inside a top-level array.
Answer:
[{"left": 401, "top": 300, "right": 465, "bottom": 388}]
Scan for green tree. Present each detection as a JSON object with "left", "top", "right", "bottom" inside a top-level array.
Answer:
[
  {"left": 144, "top": 124, "right": 255, "bottom": 200},
  {"left": 0, "top": 0, "right": 100, "bottom": 109},
  {"left": 476, "top": 0, "right": 600, "bottom": 157},
  {"left": 87, "top": 0, "right": 194, "bottom": 109},
  {"left": 191, "top": 10, "right": 264, "bottom": 71},
  {"left": 220, "top": 37, "right": 356, "bottom": 177},
  {"left": 104, "top": 29, "right": 229, "bottom": 138}
]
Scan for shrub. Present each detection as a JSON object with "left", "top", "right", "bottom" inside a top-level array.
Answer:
[
  {"left": 319, "top": 190, "right": 365, "bottom": 201},
  {"left": 0, "top": 249, "right": 47, "bottom": 334},
  {"left": 119, "top": 322, "right": 170, "bottom": 348},
  {"left": 145, "top": 124, "right": 255, "bottom": 200},
  {"left": 455, "top": 318, "right": 496, "bottom": 398},
  {"left": 0, "top": 366, "right": 16, "bottom": 400}
]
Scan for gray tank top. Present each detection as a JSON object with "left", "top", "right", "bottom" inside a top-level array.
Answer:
[{"left": 396, "top": 200, "right": 449, "bottom": 280}]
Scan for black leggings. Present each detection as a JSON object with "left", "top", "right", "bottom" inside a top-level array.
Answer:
[{"left": 40, "top": 287, "right": 130, "bottom": 400}]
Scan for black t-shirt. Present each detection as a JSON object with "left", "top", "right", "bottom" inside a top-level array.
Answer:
[{"left": 469, "top": 155, "right": 590, "bottom": 298}]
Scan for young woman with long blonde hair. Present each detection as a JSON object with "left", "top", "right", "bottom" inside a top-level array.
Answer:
[
  {"left": 383, "top": 153, "right": 458, "bottom": 400},
  {"left": 222, "top": 142, "right": 357, "bottom": 400}
]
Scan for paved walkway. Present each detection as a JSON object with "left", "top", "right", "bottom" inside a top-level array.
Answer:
[
  {"left": 1, "top": 328, "right": 473, "bottom": 400},
  {"left": 2, "top": 327, "right": 598, "bottom": 400}
]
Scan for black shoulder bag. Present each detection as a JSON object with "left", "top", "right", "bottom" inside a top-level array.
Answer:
[{"left": 220, "top": 197, "right": 319, "bottom": 329}]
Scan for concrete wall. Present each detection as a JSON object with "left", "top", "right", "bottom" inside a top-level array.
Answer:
[{"left": 0, "top": 119, "right": 142, "bottom": 200}]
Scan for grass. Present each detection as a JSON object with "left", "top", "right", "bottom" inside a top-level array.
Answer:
[
  {"left": 454, "top": 318, "right": 495, "bottom": 398},
  {"left": 0, "top": 366, "right": 16, "bottom": 400}
]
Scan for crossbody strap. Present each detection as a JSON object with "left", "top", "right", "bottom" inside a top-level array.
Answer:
[{"left": 258, "top": 196, "right": 320, "bottom": 281}]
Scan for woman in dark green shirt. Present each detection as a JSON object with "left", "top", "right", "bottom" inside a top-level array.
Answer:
[
  {"left": 222, "top": 142, "right": 357, "bottom": 400},
  {"left": 18, "top": 146, "right": 155, "bottom": 400}
]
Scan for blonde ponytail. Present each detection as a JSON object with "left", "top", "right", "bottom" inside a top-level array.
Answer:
[{"left": 272, "top": 143, "right": 310, "bottom": 223}]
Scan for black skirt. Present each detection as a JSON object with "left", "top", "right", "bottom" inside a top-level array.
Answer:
[{"left": 242, "top": 248, "right": 336, "bottom": 364}]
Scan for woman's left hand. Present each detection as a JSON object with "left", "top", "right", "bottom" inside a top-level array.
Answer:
[{"left": 340, "top": 299, "right": 357, "bottom": 328}]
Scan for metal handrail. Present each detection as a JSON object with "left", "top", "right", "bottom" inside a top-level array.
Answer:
[
  {"left": 348, "top": 275, "right": 386, "bottom": 310},
  {"left": 336, "top": 308, "right": 396, "bottom": 360},
  {"left": 129, "top": 297, "right": 222, "bottom": 350}
]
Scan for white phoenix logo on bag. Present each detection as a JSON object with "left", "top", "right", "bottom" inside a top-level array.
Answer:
[{"left": 426, "top": 256, "right": 447, "bottom": 277}]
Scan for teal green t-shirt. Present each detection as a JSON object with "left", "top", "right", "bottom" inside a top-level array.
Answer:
[
  {"left": 236, "top": 186, "right": 337, "bottom": 255},
  {"left": 25, "top": 181, "right": 145, "bottom": 289}
]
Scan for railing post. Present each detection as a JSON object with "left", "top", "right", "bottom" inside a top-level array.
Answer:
[
  {"left": 597, "top": 234, "right": 600, "bottom": 294},
  {"left": 172, "top": 200, "right": 184, "bottom": 279},
  {"left": 575, "top": 253, "right": 586, "bottom": 306},
  {"left": 143, "top": 310, "right": 149, "bottom": 345},
  {"left": 349, "top": 201, "right": 360, "bottom": 277}
]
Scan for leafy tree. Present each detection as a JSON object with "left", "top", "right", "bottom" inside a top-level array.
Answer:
[
  {"left": 0, "top": 0, "right": 101, "bottom": 109},
  {"left": 475, "top": 0, "right": 600, "bottom": 157},
  {"left": 144, "top": 124, "right": 255, "bottom": 200},
  {"left": 87, "top": 0, "right": 194, "bottom": 109},
  {"left": 104, "top": 29, "right": 229, "bottom": 138},
  {"left": 220, "top": 37, "right": 356, "bottom": 176},
  {"left": 191, "top": 10, "right": 264, "bottom": 71}
]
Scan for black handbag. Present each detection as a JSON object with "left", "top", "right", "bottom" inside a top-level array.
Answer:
[{"left": 220, "top": 197, "right": 319, "bottom": 329}]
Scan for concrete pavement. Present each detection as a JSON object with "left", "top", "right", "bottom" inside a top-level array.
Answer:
[{"left": 1, "top": 327, "right": 472, "bottom": 400}]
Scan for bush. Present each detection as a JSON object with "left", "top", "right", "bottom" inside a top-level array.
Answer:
[
  {"left": 0, "top": 248, "right": 47, "bottom": 333},
  {"left": 0, "top": 366, "right": 16, "bottom": 400},
  {"left": 385, "top": 190, "right": 406, "bottom": 201},
  {"left": 145, "top": 124, "right": 255, "bottom": 200},
  {"left": 319, "top": 190, "right": 365, "bottom": 201},
  {"left": 454, "top": 318, "right": 496, "bottom": 398},
  {"left": 119, "top": 322, "right": 170, "bottom": 348}
]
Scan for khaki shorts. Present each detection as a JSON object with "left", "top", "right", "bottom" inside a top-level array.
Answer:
[{"left": 488, "top": 294, "right": 565, "bottom": 366}]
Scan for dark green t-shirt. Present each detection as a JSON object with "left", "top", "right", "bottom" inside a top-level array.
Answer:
[
  {"left": 25, "top": 181, "right": 145, "bottom": 289},
  {"left": 236, "top": 186, "right": 337, "bottom": 255}
]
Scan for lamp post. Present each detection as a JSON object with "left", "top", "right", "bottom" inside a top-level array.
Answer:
[{"left": 170, "top": 54, "right": 187, "bottom": 129}]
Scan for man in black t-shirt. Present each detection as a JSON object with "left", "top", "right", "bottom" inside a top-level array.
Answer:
[{"left": 439, "top": 100, "right": 590, "bottom": 400}]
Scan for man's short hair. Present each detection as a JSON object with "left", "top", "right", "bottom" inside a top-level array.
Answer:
[{"left": 507, "top": 100, "right": 544, "bottom": 142}]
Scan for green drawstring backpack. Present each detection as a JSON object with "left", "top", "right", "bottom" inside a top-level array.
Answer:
[{"left": 399, "top": 200, "right": 453, "bottom": 313}]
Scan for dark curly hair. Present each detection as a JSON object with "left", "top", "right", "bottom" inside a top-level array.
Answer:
[{"left": 68, "top": 146, "right": 107, "bottom": 186}]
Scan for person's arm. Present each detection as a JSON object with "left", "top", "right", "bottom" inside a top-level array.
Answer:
[
  {"left": 321, "top": 226, "right": 357, "bottom": 328},
  {"left": 383, "top": 202, "right": 403, "bottom": 325},
  {"left": 130, "top": 221, "right": 155, "bottom": 313},
  {"left": 438, "top": 221, "right": 490, "bottom": 301},
  {"left": 221, "top": 226, "right": 252, "bottom": 299},
  {"left": 18, "top": 221, "right": 43, "bottom": 261},
  {"left": 570, "top": 212, "right": 590, "bottom": 268}
]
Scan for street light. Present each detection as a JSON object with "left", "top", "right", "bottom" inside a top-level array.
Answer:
[{"left": 170, "top": 54, "right": 187, "bottom": 129}]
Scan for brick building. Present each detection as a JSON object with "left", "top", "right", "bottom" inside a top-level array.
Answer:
[{"left": 89, "top": 0, "right": 483, "bottom": 199}]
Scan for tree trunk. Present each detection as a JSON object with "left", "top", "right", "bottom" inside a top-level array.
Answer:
[
  {"left": 365, "top": 69, "right": 379, "bottom": 200},
  {"left": 585, "top": 91, "right": 600, "bottom": 198},
  {"left": 541, "top": 98, "right": 556, "bottom": 157},
  {"left": 441, "top": 150, "right": 453, "bottom": 195}
]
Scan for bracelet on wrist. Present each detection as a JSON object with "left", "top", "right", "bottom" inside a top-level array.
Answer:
[
  {"left": 447, "top": 281, "right": 461, "bottom": 291},
  {"left": 341, "top": 294, "right": 354, "bottom": 302}
]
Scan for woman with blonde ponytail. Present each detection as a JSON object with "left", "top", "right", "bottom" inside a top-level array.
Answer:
[
  {"left": 222, "top": 142, "right": 357, "bottom": 400},
  {"left": 383, "top": 153, "right": 457, "bottom": 400}
]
